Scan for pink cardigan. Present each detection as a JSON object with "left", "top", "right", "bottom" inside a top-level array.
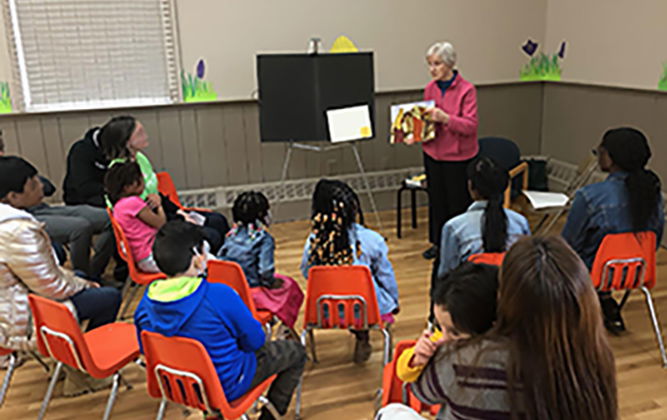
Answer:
[{"left": 422, "top": 73, "right": 479, "bottom": 161}]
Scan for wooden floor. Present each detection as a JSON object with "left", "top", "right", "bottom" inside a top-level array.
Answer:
[{"left": 2, "top": 208, "right": 667, "bottom": 419}]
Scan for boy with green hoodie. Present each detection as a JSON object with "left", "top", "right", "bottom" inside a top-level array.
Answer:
[{"left": 134, "top": 221, "right": 305, "bottom": 419}]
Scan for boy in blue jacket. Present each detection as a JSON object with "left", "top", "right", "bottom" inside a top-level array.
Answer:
[{"left": 134, "top": 221, "right": 306, "bottom": 419}]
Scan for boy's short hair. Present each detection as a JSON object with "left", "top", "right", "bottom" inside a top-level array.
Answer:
[
  {"left": 153, "top": 220, "right": 205, "bottom": 276},
  {"left": 431, "top": 262, "right": 499, "bottom": 336},
  {"left": 0, "top": 156, "right": 38, "bottom": 199}
]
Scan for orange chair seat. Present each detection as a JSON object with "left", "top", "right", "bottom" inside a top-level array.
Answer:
[
  {"left": 256, "top": 310, "right": 273, "bottom": 325},
  {"left": 83, "top": 323, "right": 141, "bottom": 378},
  {"left": 225, "top": 375, "right": 276, "bottom": 416},
  {"left": 0, "top": 347, "right": 13, "bottom": 357}
]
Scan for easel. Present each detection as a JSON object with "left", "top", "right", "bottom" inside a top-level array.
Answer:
[{"left": 277, "top": 140, "right": 385, "bottom": 233}]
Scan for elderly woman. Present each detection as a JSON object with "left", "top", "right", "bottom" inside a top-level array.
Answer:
[{"left": 409, "top": 42, "right": 479, "bottom": 259}]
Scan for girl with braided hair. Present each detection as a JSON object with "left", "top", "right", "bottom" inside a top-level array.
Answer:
[
  {"left": 218, "top": 191, "right": 303, "bottom": 328},
  {"left": 563, "top": 127, "right": 664, "bottom": 333},
  {"left": 300, "top": 179, "right": 399, "bottom": 364},
  {"left": 437, "top": 156, "right": 530, "bottom": 278}
]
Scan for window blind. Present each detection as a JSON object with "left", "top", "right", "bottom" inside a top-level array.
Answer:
[{"left": 5, "top": 0, "right": 180, "bottom": 112}]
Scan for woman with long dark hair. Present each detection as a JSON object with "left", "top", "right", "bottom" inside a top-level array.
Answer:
[
  {"left": 409, "top": 236, "right": 618, "bottom": 420},
  {"left": 562, "top": 127, "right": 664, "bottom": 333},
  {"left": 99, "top": 115, "right": 230, "bottom": 253},
  {"left": 300, "top": 179, "right": 399, "bottom": 364},
  {"left": 437, "top": 156, "right": 530, "bottom": 277}
]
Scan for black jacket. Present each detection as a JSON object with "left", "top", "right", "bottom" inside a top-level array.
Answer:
[{"left": 63, "top": 127, "right": 108, "bottom": 207}]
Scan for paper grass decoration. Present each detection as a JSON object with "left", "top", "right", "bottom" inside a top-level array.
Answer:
[
  {"left": 520, "top": 39, "right": 567, "bottom": 82},
  {"left": 181, "top": 59, "right": 218, "bottom": 102}
]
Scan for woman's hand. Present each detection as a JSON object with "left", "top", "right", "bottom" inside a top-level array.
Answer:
[
  {"left": 428, "top": 107, "right": 450, "bottom": 124},
  {"left": 177, "top": 209, "right": 199, "bottom": 225},
  {"left": 146, "top": 193, "right": 161, "bottom": 210},
  {"left": 404, "top": 137, "right": 416, "bottom": 145}
]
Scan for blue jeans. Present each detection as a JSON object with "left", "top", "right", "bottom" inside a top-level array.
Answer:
[{"left": 70, "top": 287, "right": 121, "bottom": 331}]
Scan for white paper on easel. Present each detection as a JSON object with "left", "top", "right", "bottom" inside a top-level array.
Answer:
[
  {"left": 326, "top": 105, "right": 373, "bottom": 143},
  {"left": 522, "top": 190, "right": 570, "bottom": 209}
]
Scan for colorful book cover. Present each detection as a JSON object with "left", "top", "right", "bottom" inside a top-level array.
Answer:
[{"left": 390, "top": 100, "right": 435, "bottom": 144}]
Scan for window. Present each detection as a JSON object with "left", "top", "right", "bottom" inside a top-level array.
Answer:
[{"left": 4, "top": 0, "right": 180, "bottom": 112}]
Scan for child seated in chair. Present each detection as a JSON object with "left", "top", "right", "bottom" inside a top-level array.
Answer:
[
  {"left": 104, "top": 161, "right": 166, "bottom": 273},
  {"left": 134, "top": 221, "right": 306, "bottom": 420},
  {"left": 396, "top": 262, "right": 498, "bottom": 383},
  {"left": 301, "top": 179, "right": 400, "bottom": 364},
  {"left": 218, "top": 191, "right": 304, "bottom": 329},
  {"left": 437, "top": 156, "right": 530, "bottom": 278}
]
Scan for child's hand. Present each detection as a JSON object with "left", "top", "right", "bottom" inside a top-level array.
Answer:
[
  {"left": 146, "top": 193, "right": 161, "bottom": 210},
  {"left": 411, "top": 329, "right": 446, "bottom": 367}
]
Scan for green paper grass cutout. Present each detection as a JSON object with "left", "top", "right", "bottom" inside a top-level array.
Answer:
[
  {"left": 519, "top": 39, "right": 565, "bottom": 82},
  {"left": 520, "top": 53, "right": 562, "bottom": 81},
  {"left": 0, "top": 82, "right": 12, "bottom": 113},
  {"left": 181, "top": 58, "right": 218, "bottom": 103},
  {"left": 659, "top": 63, "right": 667, "bottom": 91}
]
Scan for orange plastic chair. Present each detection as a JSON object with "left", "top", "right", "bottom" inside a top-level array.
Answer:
[
  {"left": 206, "top": 260, "right": 275, "bottom": 330},
  {"left": 0, "top": 347, "right": 17, "bottom": 407},
  {"left": 156, "top": 171, "right": 210, "bottom": 213},
  {"left": 467, "top": 252, "right": 506, "bottom": 266},
  {"left": 379, "top": 340, "right": 441, "bottom": 416},
  {"left": 590, "top": 231, "right": 666, "bottom": 367},
  {"left": 141, "top": 330, "right": 279, "bottom": 420},
  {"left": 295, "top": 265, "right": 392, "bottom": 418},
  {"left": 107, "top": 208, "right": 166, "bottom": 319},
  {"left": 28, "top": 294, "right": 141, "bottom": 420}
]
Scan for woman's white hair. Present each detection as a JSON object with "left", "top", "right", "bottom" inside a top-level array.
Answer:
[{"left": 427, "top": 42, "right": 457, "bottom": 67}]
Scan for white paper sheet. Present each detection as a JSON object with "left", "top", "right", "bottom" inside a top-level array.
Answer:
[
  {"left": 326, "top": 105, "right": 373, "bottom": 143},
  {"left": 522, "top": 190, "right": 570, "bottom": 209}
]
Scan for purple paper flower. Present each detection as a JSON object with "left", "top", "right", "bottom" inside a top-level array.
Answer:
[
  {"left": 558, "top": 41, "right": 566, "bottom": 59},
  {"left": 521, "top": 39, "right": 538, "bottom": 56},
  {"left": 196, "top": 59, "right": 205, "bottom": 79}
]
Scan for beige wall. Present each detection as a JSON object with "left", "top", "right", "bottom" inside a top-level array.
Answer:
[
  {"left": 541, "top": 82, "right": 667, "bottom": 182},
  {"left": 175, "top": 0, "right": 548, "bottom": 99},
  {"left": 0, "top": 83, "right": 543, "bottom": 200},
  {"left": 545, "top": 0, "right": 667, "bottom": 91}
]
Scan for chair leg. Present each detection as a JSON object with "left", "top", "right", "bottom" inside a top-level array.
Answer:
[
  {"left": 641, "top": 287, "right": 667, "bottom": 368},
  {"left": 258, "top": 395, "right": 282, "bottom": 419},
  {"left": 38, "top": 361, "right": 63, "bottom": 420},
  {"left": 411, "top": 188, "right": 417, "bottom": 229},
  {"left": 307, "top": 329, "right": 318, "bottom": 363},
  {"left": 29, "top": 350, "right": 51, "bottom": 372},
  {"left": 156, "top": 398, "right": 168, "bottom": 420},
  {"left": 380, "top": 328, "right": 392, "bottom": 366},
  {"left": 0, "top": 352, "right": 17, "bottom": 407},
  {"left": 102, "top": 372, "right": 121, "bottom": 420}
]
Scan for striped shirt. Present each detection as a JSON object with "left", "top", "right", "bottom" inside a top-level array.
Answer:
[{"left": 411, "top": 339, "right": 523, "bottom": 419}]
